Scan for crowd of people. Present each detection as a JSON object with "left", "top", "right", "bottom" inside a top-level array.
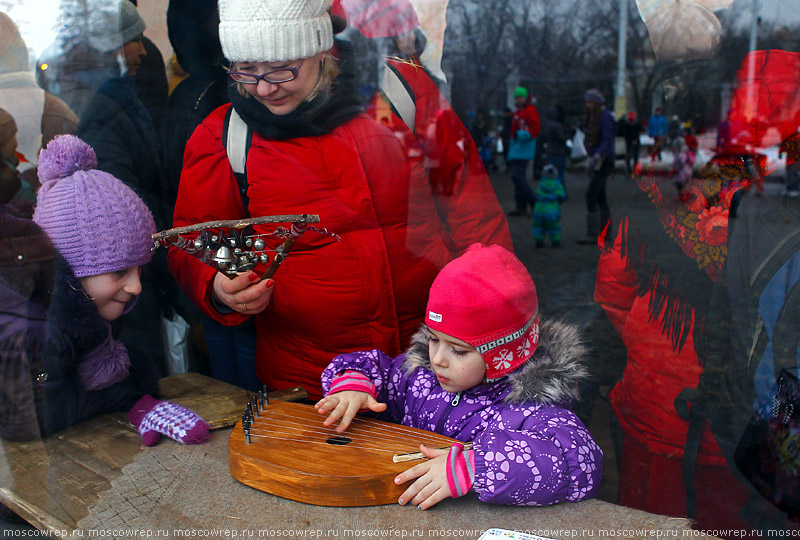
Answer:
[{"left": 0, "top": 0, "right": 798, "bottom": 536}]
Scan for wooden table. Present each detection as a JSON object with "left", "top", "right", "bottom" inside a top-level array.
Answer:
[
  {"left": 0, "top": 373, "right": 305, "bottom": 532},
  {"left": 0, "top": 374, "right": 715, "bottom": 539}
]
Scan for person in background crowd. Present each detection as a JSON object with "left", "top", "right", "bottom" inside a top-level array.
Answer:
[
  {"left": 506, "top": 86, "right": 540, "bottom": 217},
  {"left": 500, "top": 106, "right": 513, "bottom": 170},
  {"left": 541, "top": 104, "right": 572, "bottom": 198},
  {"left": 781, "top": 134, "right": 800, "bottom": 198},
  {"left": 670, "top": 130, "right": 698, "bottom": 194},
  {"left": 0, "top": 13, "right": 78, "bottom": 192},
  {"left": 161, "top": 0, "right": 228, "bottom": 211},
  {"left": 169, "top": 0, "right": 512, "bottom": 400},
  {"left": 668, "top": 115, "right": 681, "bottom": 145},
  {"left": 0, "top": 107, "right": 26, "bottom": 203},
  {"left": 716, "top": 109, "right": 731, "bottom": 154},
  {"left": 125, "top": 0, "right": 169, "bottom": 133},
  {"left": 532, "top": 163, "right": 566, "bottom": 248},
  {"left": 693, "top": 113, "right": 705, "bottom": 135},
  {"left": 648, "top": 106, "right": 668, "bottom": 162},
  {"left": 36, "top": 1, "right": 167, "bottom": 127},
  {"left": 77, "top": 0, "right": 172, "bottom": 375},
  {"left": 577, "top": 88, "right": 614, "bottom": 245},
  {"left": 161, "top": 0, "right": 260, "bottom": 391},
  {"left": 620, "top": 111, "right": 642, "bottom": 176}
]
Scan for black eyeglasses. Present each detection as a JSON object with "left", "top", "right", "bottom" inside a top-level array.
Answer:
[{"left": 227, "top": 59, "right": 305, "bottom": 84}]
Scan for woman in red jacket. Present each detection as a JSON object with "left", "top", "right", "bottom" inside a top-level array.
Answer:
[{"left": 169, "top": 0, "right": 511, "bottom": 400}]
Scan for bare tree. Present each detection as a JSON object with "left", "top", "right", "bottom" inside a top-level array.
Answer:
[{"left": 443, "top": 0, "right": 517, "bottom": 122}]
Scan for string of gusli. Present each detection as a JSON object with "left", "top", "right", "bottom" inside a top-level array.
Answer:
[
  {"left": 228, "top": 393, "right": 473, "bottom": 507},
  {"left": 151, "top": 213, "right": 340, "bottom": 280}
]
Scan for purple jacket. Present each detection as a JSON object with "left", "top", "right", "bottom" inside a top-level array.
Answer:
[{"left": 321, "top": 319, "right": 603, "bottom": 506}]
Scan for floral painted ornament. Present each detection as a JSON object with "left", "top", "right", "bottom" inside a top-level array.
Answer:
[
  {"left": 632, "top": 156, "right": 754, "bottom": 281},
  {"left": 780, "top": 133, "right": 800, "bottom": 167}
]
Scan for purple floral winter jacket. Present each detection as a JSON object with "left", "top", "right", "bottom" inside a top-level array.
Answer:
[{"left": 321, "top": 318, "right": 603, "bottom": 506}]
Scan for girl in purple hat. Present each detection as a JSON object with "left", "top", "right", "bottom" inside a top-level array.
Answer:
[
  {"left": 0, "top": 134, "right": 207, "bottom": 446},
  {"left": 316, "top": 243, "right": 603, "bottom": 509}
]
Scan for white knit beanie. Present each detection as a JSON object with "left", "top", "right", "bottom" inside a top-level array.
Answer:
[{"left": 219, "top": 0, "right": 334, "bottom": 63}]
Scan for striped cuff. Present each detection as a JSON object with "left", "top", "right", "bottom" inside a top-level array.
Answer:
[
  {"left": 445, "top": 443, "right": 475, "bottom": 498},
  {"left": 328, "top": 370, "right": 377, "bottom": 399}
]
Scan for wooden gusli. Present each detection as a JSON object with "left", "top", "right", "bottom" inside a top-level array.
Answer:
[{"left": 228, "top": 401, "right": 461, "bottom": 507}]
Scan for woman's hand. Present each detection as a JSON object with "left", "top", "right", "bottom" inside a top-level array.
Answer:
[
  {"left": 395, "top": 445, "right": 452, "bottom": 510},
  {"left": 212, "top": 271, "right": 274, "bottom": 315},
  {"left": 315, "top": 391, "right": 387, "bottom": 433}
]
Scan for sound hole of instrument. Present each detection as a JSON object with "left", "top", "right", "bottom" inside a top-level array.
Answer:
[{"left": 326, "top": 435, "right": 352, "bottom": 446}]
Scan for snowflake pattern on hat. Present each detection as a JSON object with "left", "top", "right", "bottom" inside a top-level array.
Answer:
[{"left": 485, "top": 318, "right": 540, "bottom": 379}]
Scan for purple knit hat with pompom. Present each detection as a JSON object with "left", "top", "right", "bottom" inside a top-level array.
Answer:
[{"left": 33, "top": 135, "right": 155, "bottom": 278}]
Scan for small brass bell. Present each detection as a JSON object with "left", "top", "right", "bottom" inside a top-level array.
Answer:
[{"left": 253, "top": 238, "right": 266, "bottom": 251}]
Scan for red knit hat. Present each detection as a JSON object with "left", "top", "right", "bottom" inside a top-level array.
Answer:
[{"left": 426, "top": 244, "right": 539, "bottom": 379}]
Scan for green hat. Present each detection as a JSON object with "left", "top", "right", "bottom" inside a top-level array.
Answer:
[{"left": 514, "top": 87, "right": 529, "bottom": 99}]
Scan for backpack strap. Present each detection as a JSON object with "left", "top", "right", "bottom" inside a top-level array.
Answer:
[
  {"left": 222, "top": 106, "right": 254, "bottom": 216},
  {"left": 380, "top": 61, "right": 416, "bottom": 133}
]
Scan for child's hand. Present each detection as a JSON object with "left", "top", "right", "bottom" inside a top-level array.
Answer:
[
  {"left": 212, "top": 271, "right": 274, "bottom": 315},
  {"left": 315, "top": 391, "right": 387, "bottom": 433},
  {"left": 394, "top": 444, "right": 452, "bottom": 510}
]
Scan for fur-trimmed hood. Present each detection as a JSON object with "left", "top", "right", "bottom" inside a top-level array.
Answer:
[{"left": 402, "top": 317, "right": 589, "bottom": 405}]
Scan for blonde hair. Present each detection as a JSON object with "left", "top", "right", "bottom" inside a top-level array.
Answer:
[{"left": 235, "top": 52, "right": 340, "bottom": 104}]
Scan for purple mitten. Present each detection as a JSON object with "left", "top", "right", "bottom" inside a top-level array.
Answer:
[{"left": 128, "top": 395, "right": 210, "bottom": 447}]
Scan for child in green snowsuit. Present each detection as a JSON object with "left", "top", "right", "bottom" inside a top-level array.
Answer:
[{"left": 532, "top": 164, "right": 566, "bottom": 247}]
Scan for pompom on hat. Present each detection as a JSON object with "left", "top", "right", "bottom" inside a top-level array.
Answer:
[
  {"left": 219, "top": 0, "right": 334, "bottom": 62},
  {"left": 33, "top": 135, "right": 155, "bottom": 278},
  {"left": 426, "top": 244, "right": 539, "bottom": 380}
]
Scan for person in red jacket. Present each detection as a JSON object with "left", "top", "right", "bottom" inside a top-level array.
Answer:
[
  {"left": 169, "top": 0, "right": 512, "bottom": 400},
  {"left": 333, "top": 0, "right": 508, "bottom": 240},
  {"left": 506, "top": 86, "right": 541, "bottom": 216}
]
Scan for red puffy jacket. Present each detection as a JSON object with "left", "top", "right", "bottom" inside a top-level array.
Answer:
[{"left": 171, "top": 105, "right": 511, "bottom": 398}]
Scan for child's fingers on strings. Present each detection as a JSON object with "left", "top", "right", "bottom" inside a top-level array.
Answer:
[
  {"left": 318, "top": 398, "right": 344, "bottom": 425},
  {"left": 313, "top": 395, "right": 337, "bottom": 414},
  {"left": 333, "top": 400, "right": 362, "bottom": 432}
]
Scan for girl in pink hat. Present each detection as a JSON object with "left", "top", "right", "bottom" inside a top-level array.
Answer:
[{"left": 316, "top": 243, "right": 603, "bottom": 509}]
